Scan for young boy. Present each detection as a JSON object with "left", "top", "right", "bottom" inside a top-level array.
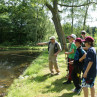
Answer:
[
  {"left": 70, "top": 38, "right": 86, "bottom": 94},
  {"left": 82, "top": 36, "right": 96, "bottom": 97},
  {"left": 63, "top": 34, "right": 76, "bottom": 84}
]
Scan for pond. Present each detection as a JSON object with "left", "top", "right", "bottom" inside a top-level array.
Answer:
[{"left": 0, "top": 50, "right": 41, "bottom": 96}]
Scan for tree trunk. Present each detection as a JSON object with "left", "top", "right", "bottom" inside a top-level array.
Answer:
[
  {"left": 83, "top": 0, "right": 89, "bottom": 30},
  {"left": 71, "top": 6, "right": 74, "bottom": 33},
  {"left": 45, "top": 1, "right": 67, "bottom": 50},
  {"left": 52, "top": 13, "right": 67, "bottom": 50},
  {"left": 71, "top": 1, "right": 74, "bottom": 33}
]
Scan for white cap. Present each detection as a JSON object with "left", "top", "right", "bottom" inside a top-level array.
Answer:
[
  {"left": 49, "top": 36, "right": 56, "bottom": 40},
  {"left": 70, "top": 34, "right": 76, "bottom": 40},
  {"left": 81, "top": 30, "right": 86, "bottom": 34}
]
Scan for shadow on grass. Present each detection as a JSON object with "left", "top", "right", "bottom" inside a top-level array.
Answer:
[
  {"left": 59, "top": 92, "right": 77, "bottom": 97},
  {"left": 42, "top": 76, "right": 74, "bottom": 93},
  {"left": 33, "top": 73, "right": 54, "bottom": 82}
]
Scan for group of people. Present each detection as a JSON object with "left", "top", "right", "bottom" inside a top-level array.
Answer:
[{"left": 37, "top": 30, "right": 96, "bottom": 97}]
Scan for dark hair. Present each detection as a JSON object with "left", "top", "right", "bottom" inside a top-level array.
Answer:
[{"left": 87, "top": 42, "right": 94, "bottom": 46}]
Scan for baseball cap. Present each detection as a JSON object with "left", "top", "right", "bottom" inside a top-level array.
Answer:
[
  {"left": 75, "top": 38, "right": 82, "bottom": 44},
  {"left": 49, "top": 36, "right": 56, "bottom": 40},
  {"left": 70, "top": 34, "right": 76, "bottom": 40},
  {"left": 81, "top": 30, "right": 86, "bottom": 34},
  {"left": 83, "top": 36, "right": 94, "bottom": 42}
]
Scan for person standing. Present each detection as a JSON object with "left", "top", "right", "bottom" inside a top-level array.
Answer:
[
  {"left": 81, "top": 30, "right": 88, "bottom": 51},
  {"left": 81, "top": 30, "right": 86, "bottom": 40},
  {"left": 37, "top": 36, "right": 62, "bottom": 75},
  {"left": 82, "top": 36, "right": 96, "bottom": 97},
  {"left": 70, "top": 38, "right": 86, "bottom": 94},
  {"left": 63, "top": 34, "right": 76, "bottom": 84}
]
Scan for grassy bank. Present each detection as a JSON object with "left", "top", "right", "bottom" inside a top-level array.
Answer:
[
  {"left": 0, "top": 45, "right": 47, "bottom": 51},
  {"left": 6, "top": 50, "right": 97, "bottom": 97}
]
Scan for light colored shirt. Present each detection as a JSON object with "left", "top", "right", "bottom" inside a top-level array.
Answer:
[{"left": 47, "top": 41, "right": 61, "bottom": 56}]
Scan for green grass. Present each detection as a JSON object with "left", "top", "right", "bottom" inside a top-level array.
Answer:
[
  {"left": 6, "top": 50, "right": 97, "bottom": 97},
  {"left": 0, "top": 45, "right": 47, "bottom": 51}
]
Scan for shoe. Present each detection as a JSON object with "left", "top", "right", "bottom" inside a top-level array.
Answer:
[
  {"left": 72, "top": 88, "right": 77, "bottom": 93},
  {"left": 63, "top": 80, "right": 71, "bottom": 84},
  {"left": 51, "top": 73, "right": 54, "bottom": 76},
  {"left": 55, "top": 72, "right": 60, "bottom": 75},
  {"left": 76, "top": 88, "right": 82, "bottom": 95}
]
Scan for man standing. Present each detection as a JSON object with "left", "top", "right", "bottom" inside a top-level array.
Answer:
[
  {"left": 37, "top": 36, "right": 62, "bottom": 75},
  {"left": 81, "top": 30, "right": 86, "bottom": 40},
  {"left": 81, "top": 30, "right": 88, "bottom": 51}
]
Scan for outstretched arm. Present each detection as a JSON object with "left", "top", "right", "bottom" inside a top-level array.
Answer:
[
  {"left": 83, "top": 47, "right": 88, "bottom": 51},
  {"left": 37, "top": 42, "right": 48, "bottom": 46}
]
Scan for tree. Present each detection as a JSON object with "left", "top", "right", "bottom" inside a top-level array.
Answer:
[
  {"left": 45, "top": 0, "right": 67, "bottom": 50},
  {"left": 0, "top": 0, "right": 55, "bottom": 45}
]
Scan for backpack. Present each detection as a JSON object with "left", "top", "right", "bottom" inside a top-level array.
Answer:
[{"left": 48, "top": 42, "right": 58, "bottom": 54}]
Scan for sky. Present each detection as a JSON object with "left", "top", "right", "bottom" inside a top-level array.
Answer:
[
  {"left": 48, "top": 4, "right": 97, "bottom": 27},
  {"left": 86, "top": 9, "right": 97, "bottom": 27},
  {"left": 60, "top": 5, "right": 97, "bottom": 27}
]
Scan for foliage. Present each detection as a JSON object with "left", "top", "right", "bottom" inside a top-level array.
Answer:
[{"left": 0, "top": 0, "right": 55, "bottom": 45}]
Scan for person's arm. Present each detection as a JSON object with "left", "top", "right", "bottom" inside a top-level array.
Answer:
[
  {"left": 37, "top": 42, "right": 48, "bottom": 46},
  {"left": 83, "top": 62, "right": 93, "bottom": 78},
  {"left": 79, "top": 53, "right": 86, "bottom": 62},
  {"left": 54, "top": 50, "right": 61, "bottom": 56},
  {"left": 54, "top": 43, "right": 62, "bottom": 56},
  {"left": 65, "top": 49, "right": 74, "bottom": 55},
  {"left": 83, "top": 47, "right": 88, "bottom": 51}
]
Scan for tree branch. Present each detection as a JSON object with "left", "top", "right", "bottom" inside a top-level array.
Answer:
[
  {"left": 53, "top": 0, "right": 58, "bottom": 10},
  {"left": 58, "top": 2, "right": 97, "bottom": 7},
  {"left": 45, "top": 2, "right": 54, "bottom": 13}
]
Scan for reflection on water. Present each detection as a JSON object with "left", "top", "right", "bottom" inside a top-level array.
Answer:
[{"left": 0, "top": 50, "right": 41, "bottom": 96}]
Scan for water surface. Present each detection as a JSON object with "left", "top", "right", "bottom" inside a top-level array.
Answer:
[{"left": 0, "top": 50, "right": 41, "bottom": 96}]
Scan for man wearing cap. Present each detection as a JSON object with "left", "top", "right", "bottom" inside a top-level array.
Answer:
[
  {"left": 69, "top": 38, "right": 86, "bottom": 94},
  {"left": 81, "top": 30, "right": 88, "bottom": 51},
  {"left": 63, "top": 34, "right": 76, "bottom": 84},
  {"left": 82, "top": 36, "right": 96, "bottom": 97},
  {"left": 81, "top": 30, "right": 86, "bottom": 40},
  {"left": 37, "top": 36, "right": 62, "bottom": 75}
]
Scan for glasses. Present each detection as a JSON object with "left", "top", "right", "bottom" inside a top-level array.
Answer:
[{"left": 81, "top": 33, "right": 85, "bottom": 35}]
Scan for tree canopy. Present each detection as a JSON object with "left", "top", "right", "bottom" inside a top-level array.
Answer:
[{"left": 0, "top": 0, "right": 97, "bottom": 47}]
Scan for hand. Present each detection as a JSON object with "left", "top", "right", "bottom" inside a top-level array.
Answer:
[
  {"left": 54, "top": 53, "right": 57, "bottom": 56},
  {"left": 65, "top": 52, "right": 69, "bottom": 55},
  {"left": 65, "top": 57, "right": 68, "bottom": 60},
  {"left": 69, "top": 61, "right": 74, "bottom": 64},
  {"left": 79, "top": 59, "right": 82, "bottom": 62},
  {"left": 83, "top": 72, "right": 87, "bottom": 78}
]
